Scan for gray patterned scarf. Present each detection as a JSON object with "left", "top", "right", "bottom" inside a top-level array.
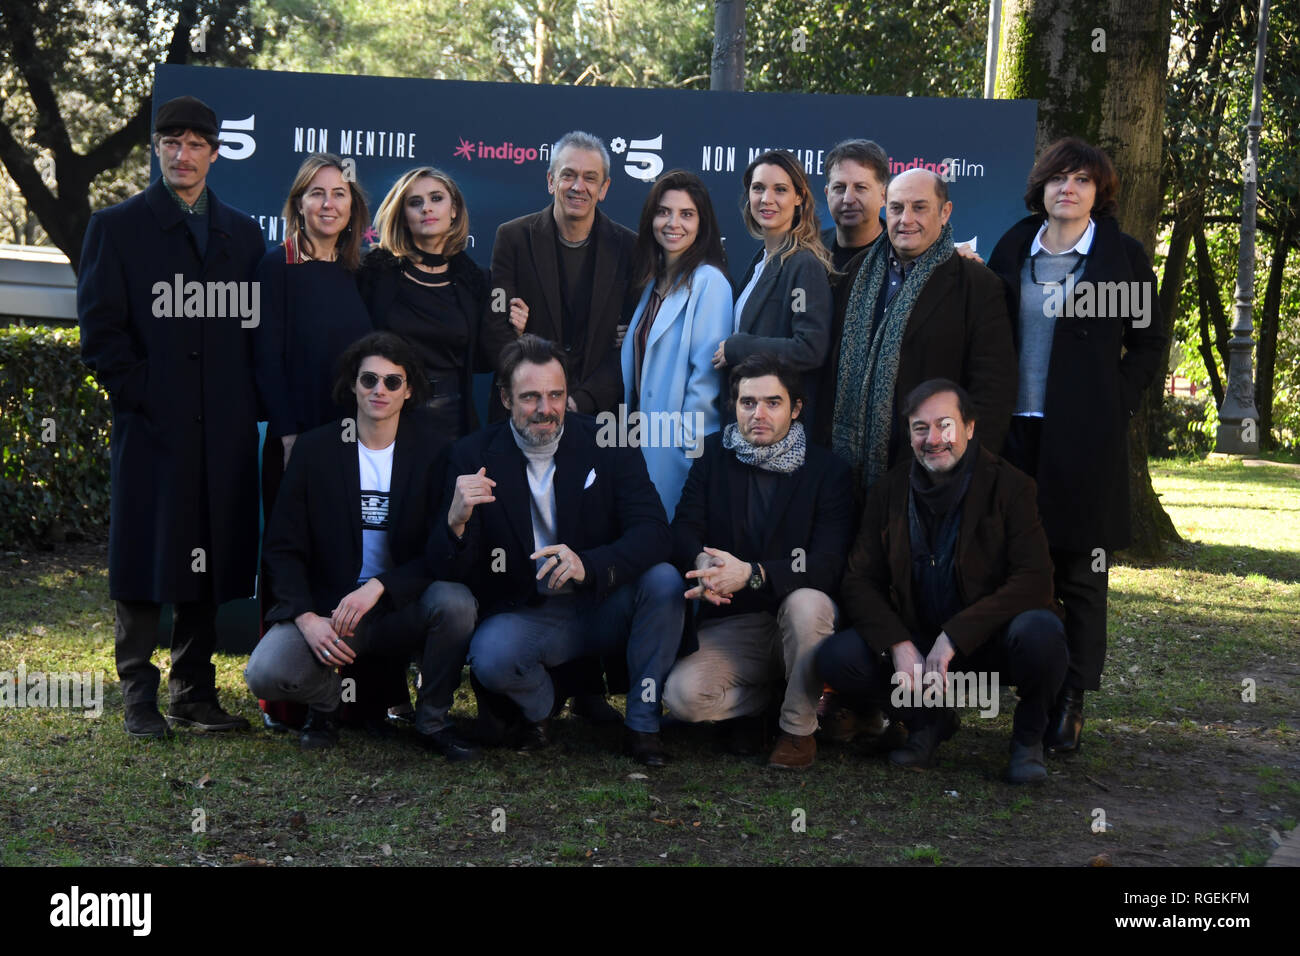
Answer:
[
  {"left": 832, "top": 223, "right": 955, "bottom": 494},
  {"left": 722, "top": 420, "right": 807, "bottom": 473}
]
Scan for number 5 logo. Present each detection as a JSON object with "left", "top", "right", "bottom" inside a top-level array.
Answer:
[
  {"left": 624, "top": 135, "right": 663, "bottom": 182},
  {"left": 219, "top": 115, "right": 257, "bottom": 160}
]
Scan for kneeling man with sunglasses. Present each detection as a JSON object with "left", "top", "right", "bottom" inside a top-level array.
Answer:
[{"left": 246, "top": 331, "right": 479, "bottom": 759}]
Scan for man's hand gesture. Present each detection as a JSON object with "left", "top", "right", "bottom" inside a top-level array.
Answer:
[{"left": 449, "top": 466, "right": 495, "bottom": 538}]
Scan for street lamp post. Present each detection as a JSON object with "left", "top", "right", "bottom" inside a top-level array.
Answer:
[{"left": 1216, "top": 0, "right": 1269, "bottom": 454}]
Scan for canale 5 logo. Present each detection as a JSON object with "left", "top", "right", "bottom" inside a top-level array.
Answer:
[
  {"left": 219, "top": 115, "right": 256, "bottom": 160},
  {"left": 611, "top": 134, "right": 663, "bottom": 182}
]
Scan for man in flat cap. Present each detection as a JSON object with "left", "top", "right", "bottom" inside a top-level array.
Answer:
[{"left": 78, "top": 95, "right": 266, "bottom": 738}]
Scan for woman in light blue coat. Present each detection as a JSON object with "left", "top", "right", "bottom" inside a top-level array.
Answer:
[{"left": 621, "top": 170, "right": 732, "bottom": 517}]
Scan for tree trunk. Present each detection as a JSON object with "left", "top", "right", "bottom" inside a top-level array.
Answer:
[
  {"left": 1192, "top": 226, "right": 1229, "bottom": 405},
  {"left": 710, "top": 0, "right": 745, "bottom": 91},
  {"left": 1149, "top": 191, "right": 1198, "bottom": 449},
  {"left": 1255, "top": 220, "right": 1295, "bottom": 451},
  {"left": 533, "top": 0, "right": 555, "bottom": 84},
  {"left": 996, "top": 0, "right": 1180, "bottom": 556}
]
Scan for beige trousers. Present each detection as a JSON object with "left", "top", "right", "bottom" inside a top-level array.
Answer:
[{"left": 663, "top": 589, "right": 837, "bottom": 736}]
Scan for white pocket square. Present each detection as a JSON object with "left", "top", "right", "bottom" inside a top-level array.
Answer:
[{"left": 583, "top": 468, "right": 597, "bottom": 489}]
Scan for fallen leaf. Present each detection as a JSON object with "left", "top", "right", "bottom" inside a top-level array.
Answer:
[{"left": 195, "top": 773, "right": 212, "bottom": 789}]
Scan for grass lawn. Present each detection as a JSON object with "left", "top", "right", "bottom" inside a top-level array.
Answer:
[{"left": 1, "top": 458, "right": 1296, "bottom": 867}]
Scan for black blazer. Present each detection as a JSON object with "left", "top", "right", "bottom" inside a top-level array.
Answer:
[
  {"left": 988, "top": 214, "right": 1167, "bottom": 551},
  {"left": 430, "top": 414, "right": 672, "bottom": 620},
  {"left": 263, "top": 415, "right": 445, "bottom": 626},
  {"left": 671, "top": 433, "right": 855, "bottom": 624},
  {"left": 726, "top": 246, "right": 833, "bottom": 424},
  {"left": 814, "top": 246, "right": 1018, "bottom": 462},
  {"left": 356, "top": 247, "right": 492, "bottom": 436},
  {"left": 485, "top": 205, "right": 637, "bottom": 416}
]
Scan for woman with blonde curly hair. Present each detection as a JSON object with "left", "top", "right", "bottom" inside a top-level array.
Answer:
[
  {"left": 714, "top": 150, "right": 833, "bottom": 429},
  {"left": 357, "top": 166, "right": 494, "bottom": 449}
]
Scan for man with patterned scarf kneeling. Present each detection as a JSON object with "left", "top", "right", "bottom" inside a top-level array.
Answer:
[{"left": 664, "top": 354, "right": 855, "bottom": 770}]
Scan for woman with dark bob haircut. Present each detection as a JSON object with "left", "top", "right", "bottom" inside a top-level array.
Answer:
[
  {"left": 620, "top": 169, "right": 732, "bottom": 515},
  {"left": 988, "top": 137, "right": 1166, "bottom": 758}
]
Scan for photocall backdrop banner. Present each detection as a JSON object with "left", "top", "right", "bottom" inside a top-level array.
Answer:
[
  {"left": 153, "top": 64, "right": 1039, "bottom": 281},
  {"left": 150, "top": 65, "right": 1037, "bottom": 646}
]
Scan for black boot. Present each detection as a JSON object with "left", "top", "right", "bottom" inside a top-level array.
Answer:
[
  {"left": 1045, "top": 687, "right": 1085, "bottom": 755},
  {"left": 300, "top": 707, "right": 341, "bottom": 750},
  {"left": 889, "top": 709, "right": 959, "bottom": 770},
  {"left": 1005, "top": 740, "right": 1048, "bottom": 784},
  {"left": 468, "top": 672, "right": 519, "bottom": 747}
]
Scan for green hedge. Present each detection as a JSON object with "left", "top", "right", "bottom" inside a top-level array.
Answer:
[
  {"left": 1150, "top": 393, "right": 1214, "bottom": 460},
  {"left": 0, "top": 325, "right": 111, "bottom": 549}
]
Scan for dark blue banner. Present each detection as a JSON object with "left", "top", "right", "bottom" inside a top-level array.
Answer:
[{"left": 153, "top": 64, "right": 1038, "bottom": 279}]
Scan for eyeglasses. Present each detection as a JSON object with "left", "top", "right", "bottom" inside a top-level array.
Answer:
[{"left": 358, "top": 371, "right": 406, "bottom": 391}]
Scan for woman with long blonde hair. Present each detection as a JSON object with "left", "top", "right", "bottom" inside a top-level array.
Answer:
[
  {"left": 358, "top": 166, "right": 494, "bottom": 449},
  {"left": 714, "top": 150, "right": 833, "bottom": 429}
]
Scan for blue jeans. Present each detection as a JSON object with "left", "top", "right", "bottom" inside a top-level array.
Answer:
[{"left": 468, "top": 563, "right": 685, "bottom": 733}]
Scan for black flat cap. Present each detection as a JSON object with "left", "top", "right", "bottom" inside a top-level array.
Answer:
[{"left": 154, "top": 95, "right": 219, "bottom": 137}]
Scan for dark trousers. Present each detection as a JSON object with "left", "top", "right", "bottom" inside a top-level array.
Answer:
[
  {"left": 246, "top": 582, "right": 476, "bottom": 734},
  {"left": 1005, "top": 415, "right": 1109, "bottom": 692},
  {"left": 114, "top": 599, "right": 219, "bottom": 708},
  {"left": 815, "top": 609, "right": 1068, "bottom": 746},
  {"left": 1050, "top": 548, "right": 1107, "bottom": 691}
]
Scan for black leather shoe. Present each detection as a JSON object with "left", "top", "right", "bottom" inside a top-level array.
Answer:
[
  {"left": 572, "top": 693, "right": 623, "bottom": 724},
  {"left": 516, "top": 718, "right": 552, "bottom": 751},
  {"left": 623, "top": 729, "right": 668, "bottom": 767},
  {"left": 387, "top": 707, "right": 417, "bottom": 727},
  {"left": 889, "top": 709, "right": 959, "bottom": 770},
  {"left": 421, "top": 727, "right": 480, "bottom": 762},
  {"left": 723, "top": 715, "right": 764, "bottom": 756},
  {"left": 1045, "top": 688, "right": 1085, "bottom": 755},
  {"left": 166, "top": 699, "right": 251, "bottom": 732},
  {"left": 261, "top": 711, "right": 293, "bottom": 733},
  {"left": 125, "top": 703, "right": 173, "bottom": 739},
  {"left": 300, "top": 708, "right": 341, "bottom": 750},
  {"left": 1005, "top": 740, "right": 1048, "bottom": 784}
]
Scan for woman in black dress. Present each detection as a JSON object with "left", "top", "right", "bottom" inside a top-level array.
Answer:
[
  {"left": 358, "top": 167, "right": 495, "bottom": 455},
  {"left": 988, "top": 138, "right": 1166, "bottom": 755}
]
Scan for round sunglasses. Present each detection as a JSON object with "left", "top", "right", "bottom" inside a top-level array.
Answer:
[{"left": 358, "top": 371, "right": 406, "bottom": 391}]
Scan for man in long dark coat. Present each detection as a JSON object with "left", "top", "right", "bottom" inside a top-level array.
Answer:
[{"left": 78, "top": 96, "right": 265, "bottom": 738}]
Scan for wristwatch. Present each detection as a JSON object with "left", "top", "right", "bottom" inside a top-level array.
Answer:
[{"left": 748, "top": 562, "right": 764, "bottom": 590}]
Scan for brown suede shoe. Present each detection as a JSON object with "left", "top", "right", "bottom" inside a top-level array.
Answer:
[{"left": 767, "top": 732, "right": 816, "bottom": 770}]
